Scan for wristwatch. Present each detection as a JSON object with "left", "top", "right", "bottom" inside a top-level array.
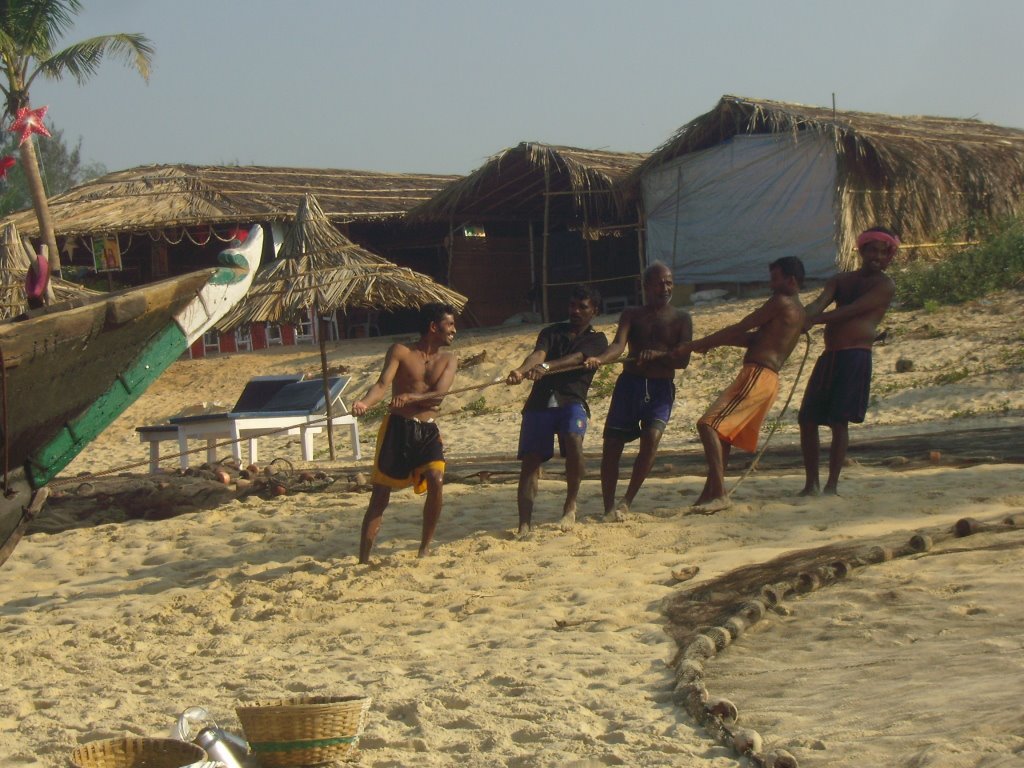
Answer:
[{"left": 539, "top": 363, "right": 550, "bottom": 371}]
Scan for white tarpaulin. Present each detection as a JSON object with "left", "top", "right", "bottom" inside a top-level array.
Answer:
[{"left": 642, "top": 132, "right": 838, "bottom": 283}]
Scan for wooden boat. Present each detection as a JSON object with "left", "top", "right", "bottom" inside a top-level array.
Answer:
[{"left": 0, "top": 225, "right": 264, "bottom": 567}]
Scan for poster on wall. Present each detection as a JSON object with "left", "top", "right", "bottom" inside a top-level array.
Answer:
[{"left": 91, "top": 235, "right": 122, "bottom": 272}]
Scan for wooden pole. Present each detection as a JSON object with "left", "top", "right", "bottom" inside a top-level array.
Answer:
[
  {"left": 317, "top": 309, "right": 336, "bottom": 461},
  {"left": 542, "top": 167, "right": 551, "bottom": 322},
  {"left": 582, "top": 199, "right": 593, "bottom": 282},
  {"left": 528, "top": 221, "right": 536, "bottom": 313},
  {"left": 636, "top": 202, "right": 646, "bottom": 300},
  {"left": 671, "top": 165, "right": 683, "bottom": 267},
  {"left": 447, "top": 216, "right": 457, "bottom": 290}
]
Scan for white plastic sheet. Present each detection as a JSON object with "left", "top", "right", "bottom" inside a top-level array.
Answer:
[{"left": 642, "top": 133, "right": 838, "bottom": 283}]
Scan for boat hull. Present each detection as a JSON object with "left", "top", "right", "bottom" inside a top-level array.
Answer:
[{"left": 0, "top": 224, "right": 263, "bottom": 567}]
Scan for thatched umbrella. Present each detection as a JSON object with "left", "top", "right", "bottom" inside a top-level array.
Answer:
[
  {"left": 0, "top": 222, "right": 98, "bottom": 319},
  {"left": 219, "top": 194, "right": 467, "bottom": 459}
]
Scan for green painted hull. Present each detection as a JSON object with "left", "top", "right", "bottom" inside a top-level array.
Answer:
[{"left": 27, "top": 322, "right": 189, "bottom": 486}]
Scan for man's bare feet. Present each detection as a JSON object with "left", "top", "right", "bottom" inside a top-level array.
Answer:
[
  {"left": 798, "top": 485, "right": 820, "bottom": 497},
  {"left": 516, "top": 524, "right": 534, "bottom": 541},
  {"left": 604, "top": 498, "right": 629, "bottom": 522},
  {"left": 417, "top": 546, "right": 434, "bottom": 558},
  {"left": 559, "top": 505, "right": 577, "bottom": 532},
  {"left": 689, "top": 496, "right": 732, "bottom": 514},
  {"left": 822, "top": 485, "right": 840, "bottom": 496}
]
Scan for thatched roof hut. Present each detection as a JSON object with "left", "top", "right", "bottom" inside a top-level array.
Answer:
[
  {"left": 409, "top": 142, "right": 646, "bottom": 226},
  {"left": 6, "top": 164, "right": 462, "bottom": 238},
  {"left": 623, "top": 95, "right": 1024, "bottom": 282},
  {"left": 408, "top": 142, "right": 648, "bottom": 324}
]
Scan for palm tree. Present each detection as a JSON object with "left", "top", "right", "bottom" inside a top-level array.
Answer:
[{"left": 0, "top": 0, "right": 153, "bottom": 276}]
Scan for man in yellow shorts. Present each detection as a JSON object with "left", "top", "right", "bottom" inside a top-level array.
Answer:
[
  {"left": 667, "top": 257, "right": 806, "bottom": 511},
  {"left": 352, "top": 303, "right": 458, "bottom": 563}
]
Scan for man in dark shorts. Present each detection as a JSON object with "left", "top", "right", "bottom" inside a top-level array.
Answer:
[
  {"left": 352, "top": 303, "right": 459, "bottom": 563},
  {"left": 798, "top": 227, "right": 898, "bottom": 496},
  {"left": 506, "top": 285, "right": 608, "bottom": 537},
  {"left": 583, "top": 262, "right": 692, "bottom": 520}
]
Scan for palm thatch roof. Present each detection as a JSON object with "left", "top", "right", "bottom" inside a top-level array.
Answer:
[
  {"left": 5, "top": 164, "right": 462, "bottom": 239},
  {"left": 0, "top": 223, "right": 98, "bottom": 318},
  {"left": 407, "top": 142, "right": 647, "bottom": 226},
  {"left": 621, "top": 95, "right": 1024, "bottom": 264},
  {"left": 218, "top": 194, "right": 467, "bottom": 331}
]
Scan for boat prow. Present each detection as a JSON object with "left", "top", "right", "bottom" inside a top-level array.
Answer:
[{"left": 0, "top": 225, "right": 264, "bottom": 567}]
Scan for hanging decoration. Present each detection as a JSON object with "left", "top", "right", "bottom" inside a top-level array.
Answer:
[
  {"left": 186, "top": 226, "right": 211, "bottom": 246},
  {"left": 0, "top": 155, "right": 16, "bottom": 179},
  {"left": 9, "top": 105, "right": 51, "bottom": 145}
]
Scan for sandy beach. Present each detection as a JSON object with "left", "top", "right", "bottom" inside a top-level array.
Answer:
[{"left": 2, "top": 290, "right": 1023, "bottom": 767}]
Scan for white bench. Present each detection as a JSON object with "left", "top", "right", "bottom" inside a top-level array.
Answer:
[
  {"left": 136, "top": 424, "right": 180, "bottom": 473},
  {"left": 137, "top": 375, "right": 361, "bottom": 471},
  {"left": 173, "top": 413, "right": 360, "bottom": 468}
]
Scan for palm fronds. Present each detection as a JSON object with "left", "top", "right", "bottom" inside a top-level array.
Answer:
[
  {"left": 218, "top": 194, "right": 466, "bottom": 330},
  {"left": 0, "top": 221, "right": 97, "bottom": 318}
]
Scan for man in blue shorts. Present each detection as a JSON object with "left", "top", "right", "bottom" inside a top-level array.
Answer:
[
  {"left": 798, "top": 227, "right": 898, "bottom": 496},
  {"left": 507, "top": 285, "right": 608, "bottom": 537},
  {"left": 584, "top": 262, "right": 692, "bottom": 520}
]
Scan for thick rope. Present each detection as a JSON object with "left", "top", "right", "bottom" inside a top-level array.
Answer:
[{"left": 52, "top": 360, "right": 641, "bottom": 483}]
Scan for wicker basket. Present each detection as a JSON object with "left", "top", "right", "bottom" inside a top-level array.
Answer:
[
  {"left": 235, "top": 694, "right": 372, "bottom": 766},
  {"left": 69, "top": 737, "right": 206, "bottom": 768}
]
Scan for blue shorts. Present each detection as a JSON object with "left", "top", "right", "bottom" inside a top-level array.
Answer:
[
  {"left": 603, "top": 372, "right": 675, "bottom": 443},
  {"left": 517, "top": 402, "right": 589, "bottom": 462}
]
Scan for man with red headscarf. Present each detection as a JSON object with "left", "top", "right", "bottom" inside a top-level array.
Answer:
[{"left": 798, "top": 226, "right": 899, "bottom": 496}]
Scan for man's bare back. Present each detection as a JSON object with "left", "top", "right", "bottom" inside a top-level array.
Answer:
[{"left": 744, "top": 293, "right": 806, "bottom": 372}]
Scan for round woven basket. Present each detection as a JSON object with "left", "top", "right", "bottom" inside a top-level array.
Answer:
[
  {"left": 235, "top": 694, "right": 371, "bottom": 766},
  {"left": 69, "top": 737, "right": 206, "bottom": 768}
]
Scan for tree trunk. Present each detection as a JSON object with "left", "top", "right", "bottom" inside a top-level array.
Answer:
[{"left": 18, "top": 137, "right": 61, "bottom": 277}]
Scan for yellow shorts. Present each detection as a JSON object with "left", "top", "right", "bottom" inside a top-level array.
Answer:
[{"left": 699, "top": 364, "right": 779, "bottom": 453}]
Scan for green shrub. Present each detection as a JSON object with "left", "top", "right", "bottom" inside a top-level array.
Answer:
[
  {"left": 588, "top": 364, "right": 617, "bottom": 399},
  {"left": 892, "top": 216, "right": 1024, "bottom": 308},
  {"left": 361, "top": 401, "right": 389, "bottom": 422},
  {"left": 463, "top": 396, "right": 491, "bottom": 416}
]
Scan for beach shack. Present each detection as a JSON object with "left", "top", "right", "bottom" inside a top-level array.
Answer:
[
  {"left": 622, "top": 95, "right": 1024, "bottom": 287},
  {"left": 407, "top": 142, "right": 648, "bottom": 326},
  {"left": 2, "top": 164, "right": 460, "bottom": 354}
]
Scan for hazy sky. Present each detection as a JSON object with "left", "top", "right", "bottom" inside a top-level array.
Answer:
[{"left": 28, "top": 0, "right": 1024, "bottom": 176}]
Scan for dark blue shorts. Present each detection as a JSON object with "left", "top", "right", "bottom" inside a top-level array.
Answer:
[
  {"left": 517, "top": 402, "right": 589, "bottom": 462},
  {"left": 603, "top": 372, "right": 675, "bottom": 443},
  {"left": 798, "top": 348, "right": 873, "bottom": 425}
]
